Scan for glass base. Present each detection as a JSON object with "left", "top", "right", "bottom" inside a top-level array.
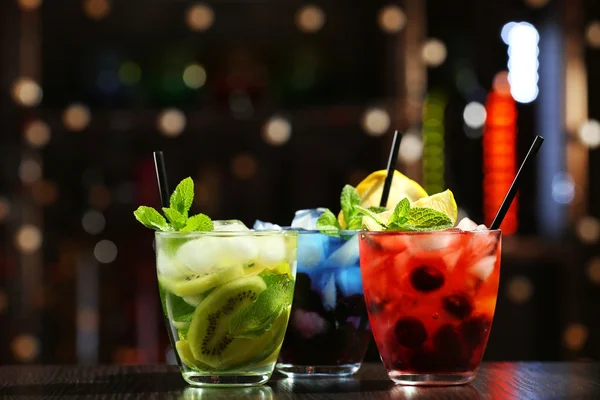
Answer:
[
  {"left": 388, "top": 370, "right": 476, "bottom": 386},
  {"left": 182, "top": 371, "right": 271, "bottom": 387},
  {"left": 276, "top": 363, "right": 361, "bottom": 377}
]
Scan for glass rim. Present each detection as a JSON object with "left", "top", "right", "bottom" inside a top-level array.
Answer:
[
  {"left": 360, "top": 229, "right": 501, "bottom": 236},
  {"left": 290, "top": 228, "right": 359, "bottom": 235},
  {"left": 155, "top": 230, "right": 297, "bottom": 238}
]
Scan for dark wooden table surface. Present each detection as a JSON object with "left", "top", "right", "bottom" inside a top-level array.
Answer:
[{"left": 0, "top": 362, "right": 599, "bottom": 399}]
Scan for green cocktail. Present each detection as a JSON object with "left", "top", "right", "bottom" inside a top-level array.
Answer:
[{"left": 135, "top": 178, "right": 297, "bottom": 386}]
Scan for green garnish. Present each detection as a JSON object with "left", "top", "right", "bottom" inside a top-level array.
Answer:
[
  {"left": 134, "top": 177, "right": 213, "bottom": 232},
  {"left": 228, "top": 272, "right": 294, "bottom": 339},
  {"left": 356, "top": 198, "right": 453, "bottom": 232},
  {"left": 316, "top": 184, "right": 387, "bottom": 235}
]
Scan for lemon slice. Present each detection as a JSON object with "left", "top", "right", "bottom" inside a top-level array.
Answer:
[
  {"left": 362, "top": 209, "right": 392, "bottom": 231},
  {"left": 410, "top": 189, "right": 458, "bottom": 225},
  {"left": 339, "top": 170, "right": 428, "bottom": 228}
]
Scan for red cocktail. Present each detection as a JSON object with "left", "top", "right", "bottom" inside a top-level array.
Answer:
[{"left": 359, "top": 229, "right": 501, "bottom": 385}]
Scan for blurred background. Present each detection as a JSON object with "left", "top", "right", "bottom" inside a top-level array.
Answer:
[{"left": 0, "top": 0, "right": 599, "bottom": 365}]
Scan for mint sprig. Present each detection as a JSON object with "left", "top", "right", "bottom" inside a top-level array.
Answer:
[
  {"left": 228, "top": 272, "right": 294, "bottom": 339},
  {"left": 356, "top": 197, "right": 453, "bottom": 232},
  {"left": 133, "top": 177, "right": 214, "bottom": 232},
  {"left": 316, "top": 185, "right": 387, "bottom": 235}
]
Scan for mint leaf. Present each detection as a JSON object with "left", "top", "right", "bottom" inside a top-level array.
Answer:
[
  {"left": 389, "top": 198, "right": 411, "bottom": 225},
  {"left": 407, "top": 207, "right": 453, "bottom": 230},
  {"left": 228, "top": 273, "right": 294, "bottom": 338},
  {"left": 181, "top": 213, "right": 213, "bottom": 232},
  {"left": 163, "top": 207, "right": 187, "bottom": 230},
  {"left": 340, "top": 185, "right": 360, "bottom": 227},
  {"left": 345, "top": 215, "right": 364, "bottom": 230},
  {"left": 355, "top": 205, "right": 387, "bottom": 227},
  {"left": 316, "top": 209, "right": 342, "bottom": 235},
  {"left": 368, "top": 206, "right": 388, "bottom": 214},
  {"left": 134, "top": 206, "right": 170, "bottom": 231},
  {"left": 170, "top": 177, "right": 194, "bottom": 217}
]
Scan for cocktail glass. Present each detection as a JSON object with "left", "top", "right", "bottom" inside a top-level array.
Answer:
[
  {"left": 156, "top": 227, "right": 298, "bottom": 387},
  {"left": 276, "top": 230, "right": 371, "bottom": 376},
  {"left": 359, "top": 229, "right": 501, "bottom": 386}
]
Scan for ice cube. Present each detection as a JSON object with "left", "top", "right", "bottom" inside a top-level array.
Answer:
[
  {"left": 253, "top": 220, "right": 282, "bottom": 231},
  {"left": 213, "top": 220, "right": 249, "bottom": 232},
  {"left": 256, "top": 236, "right": 286, "bottom": 265},
  {"left": 325, "top": 235, "right": 359, "bottom": 268},
  {"left": 477, "top": 224, "right": 488, "bottom": 230},
  {"left": 469, "top": 255, "right": 497, "bottom": 281},
  {"left": 222, "top": 236, "right": 259, "bottom": 265},
  {"left": 336, "top": 266, "right": 363, "bottom": 296},
  {"left": 410, "top": 234, "right": 459, "bottom": 253},
  {"left": 292, "top": 309, "right": 329, "bottom": 339},
  {"left": 291, "top": 208, "right": 328, "bottom": 230},
  {"left": 176, "top": 237, "right": 224, "bottom": 273},
  {"left": 457, "top": 217, "right": 479, "bottom": 231},
  {"left": 322, "top": 273, "right": 337, "bottom": 311},
  {"left": 157, "top": 252, "right": 192, "bottom": 279},
  {"left": 297, "top": 233, "right": 328, "bottom": 269}
]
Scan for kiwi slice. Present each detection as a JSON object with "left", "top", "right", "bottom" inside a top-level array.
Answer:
[
  {"left": 161, "top": 264, "right": 245, "bottom": 297},
  {"left": 187, "top": 276, "right": 268, "bottom": 368},
  {"left": 175, "top": 340, "right": 211, "bottom": 371}
]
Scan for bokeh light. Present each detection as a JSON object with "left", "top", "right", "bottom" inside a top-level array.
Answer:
[
  {"left": 183, "top": 64, "right": 207, "bottom": 89},
  {"left": 12, "top": 78, "right": 42, "bottom": 107},
  {"left": 421, "top": 39, "right": 447, "bottom": 67},
  {"left": 0, "top": 198, "right": 10, "bottom": 223},
  {"left": 32, "top": 180, "right": 59, "bottom": 206},
  {"left": 576, "top": 216, "right": 600, "bottom": 244},
  {"left": 89, "top": 184, "right": 112, "bottom": 210},
  {"left": 229, "top": 90, "right": 254, "bottom": 119},
  {"left": 578, "top": 119, "right": 600, "bottom": 149},
  {"left": 157, "top": 109, "right": 186, "bottom": 137},
  {"left": 186, "top": 3, "right": 214, "bottom": 32},
  {"left": 585, "top": 21, "right": 600, "bottom": 48},
  {"left": 295, "top": 5, "right": 325, "bottom": 33},
  {"left": 506, "top": 276, "right": 533, "bottom": 304},
  {"left": 262, "top": 116, "right": 291, "bottom": 146},
  {"left": 118, "top": 61, "right": 142, "bottom": 86},
  {"left": 94, "top": 240, "right": 118, "bottom": 264},
  {"left": 563, "top": 324, "right": 588, "bottom": 352},
  {"left": 15, "top": 224, "right": 42, "bottom": 254},
  {"left": 586, "top": 257, "right": 600, "bottom": 285},
  {"left": 362, "top": 108, "right": 390, "bottom": 136},
  {"left": 551, "top": 172, "right": 575, "bottom": 205},
  {"left": 398, "top": 131, "right": 423, "bottom": 164},
  {"left": 11, "top": 335, "right": 39, "bottom": 362},
  {"left": 230, "top": 154, "right": 258, "bottom": 180},
  {"left": 506, "top": 22, "right": 539, "bottom": 103},
  {"left": 83, "top": 0, "right": 111, "bottom": 20},
  {"left": 18, "top": 0, "right": 43, "bottom": 11},
  {"left": 463, "top": 102, "right": 487, "bottom": 129},
  {"left": 19, "top": 159, "right": 42, "bottom": 184},
  {"left": 82, "top": 210, "right": 106, "bottom": 235},
  {"left": 24, "top": 120, "right": 51, "bottom": 148},
  {"left": 63, "top": 104, "right": 91, "bottom": 132},
  {"left": 378, "top": 5, "right": 406, "bottom": 34},
  {"left": 492, "top": 71, "right": 511, "bottom": 96}
]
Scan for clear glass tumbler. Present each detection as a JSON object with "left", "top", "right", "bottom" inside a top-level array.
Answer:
[
  {"left": 155, "top": 230, "right": 298, "bottom": 387},
  {"left": 277, "top": 230, "right": 371, "bottom": 377},
  {"left": 359, "top": 229, "right": 501, "bottom": 386}
]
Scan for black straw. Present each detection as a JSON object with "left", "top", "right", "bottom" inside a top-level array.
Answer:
[
  {"left": 380, "top": 130, "right": 402, "bottom": 208},
  {"left": 489, "top": 135, "right": 544, "bottom": 230},
  {"left": 153, "top": 151, "right": 170, "bottom": 208}
]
